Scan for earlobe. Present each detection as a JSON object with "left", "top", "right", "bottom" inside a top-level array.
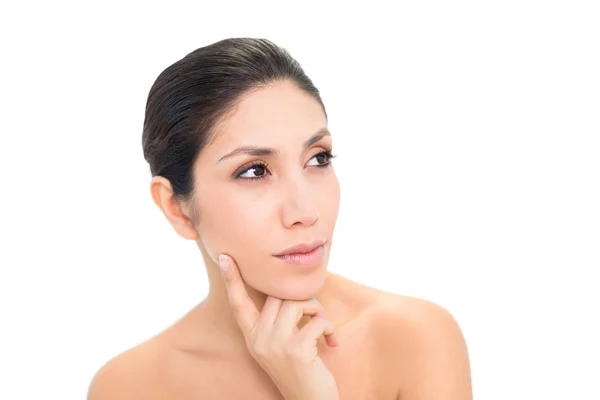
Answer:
[{"left": 172, "top": 217, "right": 200, "bottom": 240}]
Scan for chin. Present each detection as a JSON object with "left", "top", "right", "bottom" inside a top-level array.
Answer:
[{"left": 260, "top": 267, "right": 328, "bottom": 301}]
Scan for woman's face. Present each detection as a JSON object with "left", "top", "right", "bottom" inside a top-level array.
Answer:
[{"left": 191, "top": 80, "right": 340, "bottom": 300}]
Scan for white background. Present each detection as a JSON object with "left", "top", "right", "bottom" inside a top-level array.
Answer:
[{"left": 1, "top": 1, "right": 598, "bottom": 399}]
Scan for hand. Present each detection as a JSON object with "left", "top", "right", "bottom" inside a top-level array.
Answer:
[{"left": 218, "top": 254, "right": 340, "bottom": 400}]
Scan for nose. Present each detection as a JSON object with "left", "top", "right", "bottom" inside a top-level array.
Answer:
[{"left": 281, "top": 175, "right": 319, "bottom": 228}]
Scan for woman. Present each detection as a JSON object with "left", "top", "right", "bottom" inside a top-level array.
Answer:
[{"left": 87, "top": 38, "right": 472, "bottom": 399}]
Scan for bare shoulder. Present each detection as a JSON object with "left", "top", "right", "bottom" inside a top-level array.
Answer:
[
  {"left": 366, "top": 287, "right": 473, "bottom": 399},
  {"left": 330, "top": 272, "right": 462, "bottom": 326},
  {"left": 326, "top": 274, "right": 471, "bottom": 397},
  {"left": 87, "top": 339, "right": 170, "bottom": 400},
  {"left": 371, "top": 289, "right": 465, "bottom": 336}
]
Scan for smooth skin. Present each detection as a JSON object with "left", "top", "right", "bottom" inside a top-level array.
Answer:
[
  {"left": 87, "top": 80, "right": 472, "bottom": 399},
  {"left": 218, "top": 254, "right": 339, "bottom": 399}
]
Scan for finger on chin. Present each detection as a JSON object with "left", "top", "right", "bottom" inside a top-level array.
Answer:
[{"left": 218, "top": 254, "right": 240, "bottom": 277}]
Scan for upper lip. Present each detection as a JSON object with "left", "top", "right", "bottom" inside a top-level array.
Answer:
[{"left": 275, "top": 239, "right": 325, "bottom": 256}]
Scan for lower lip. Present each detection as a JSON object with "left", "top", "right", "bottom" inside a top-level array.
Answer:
[{"left": 274, "top": 245, "right": 325, "bottom": 267}]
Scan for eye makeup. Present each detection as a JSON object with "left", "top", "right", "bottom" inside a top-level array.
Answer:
[{"left": 234, "top": 150, "right": 337, "bottom": 181}]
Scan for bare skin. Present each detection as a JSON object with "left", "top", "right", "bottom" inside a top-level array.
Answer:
[
  {"left": 87, "top": 273, "right": 471, "bottom": 399},
  {"left": 88, "top": 79, "right": 472, "bottom": 399}
]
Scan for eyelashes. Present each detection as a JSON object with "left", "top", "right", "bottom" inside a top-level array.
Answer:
[{"left": 234, "top": 150, "right": 337, "bottom": 181}]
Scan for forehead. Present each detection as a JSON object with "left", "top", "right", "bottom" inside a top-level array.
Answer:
[{"left": 211, "top": 80, "right": 327, "bottom": 148}]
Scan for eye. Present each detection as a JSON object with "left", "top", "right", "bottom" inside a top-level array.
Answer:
[
  {"left": 306, "top": 150, "right": 336, "bottom": 167},
  {"left": 234, "top": 150, "right": 337, "bottom": 182},
  {"left": 236, "top": 162, "right": 270, "bottom": 180}
]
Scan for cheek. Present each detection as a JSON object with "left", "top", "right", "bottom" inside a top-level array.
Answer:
[
  {"left": 319, "top": 173, "right": 341, "bottom": 224},
  {"left": 199, "top": 191, "right": 274, "bottom": 254}
]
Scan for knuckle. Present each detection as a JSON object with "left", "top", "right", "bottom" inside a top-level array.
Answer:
[
  {"left": 312, "top": 316, "right": 332, "bottom": 332},
  {"left": 222, "top": 272, "right": 235, "bottom": 283},
  {"left": 310, "top": 301, "right": 325, "bottom": 315},
  {"left": 281, "top": 300, "right": 294, "bottom": 311},
  {"left": 309, "top": 298, "right": 323, "bottom": 308}
]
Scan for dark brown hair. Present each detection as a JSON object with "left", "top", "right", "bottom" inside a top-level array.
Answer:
[{"left": 141, "top": 37, "right": 327, "bottom": 205}]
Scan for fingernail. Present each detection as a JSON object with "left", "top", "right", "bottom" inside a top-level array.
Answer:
[{"left": 218, "top": 254, "right": 229, "bottom": 271}]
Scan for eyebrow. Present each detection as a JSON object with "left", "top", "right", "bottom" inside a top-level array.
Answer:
[{"left": 217, "top": 127, "right": 331, "bottom": 164}]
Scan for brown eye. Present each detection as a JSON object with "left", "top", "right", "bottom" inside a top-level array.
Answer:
[
  {"left": 316, "top": 153, "right": 329, "bottom": 164},
  {"left": 307, "top": 150, "right": 335, "bottom": 167},
  {"left": 237, "top": 163, "right": 269, "bottom": 180}
]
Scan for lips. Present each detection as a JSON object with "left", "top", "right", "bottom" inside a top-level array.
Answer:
[{"left": 275, "top": 239, "right": 326, "bottom": 256}]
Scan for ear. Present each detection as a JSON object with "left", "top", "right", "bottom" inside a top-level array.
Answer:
[{"left": 150, "top": 176, "right": 199, "bottom": 240}]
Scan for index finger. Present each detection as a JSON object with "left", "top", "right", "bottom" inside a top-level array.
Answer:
[{"left": 218, "top": 254, "right": 260, "bottom": 334}]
